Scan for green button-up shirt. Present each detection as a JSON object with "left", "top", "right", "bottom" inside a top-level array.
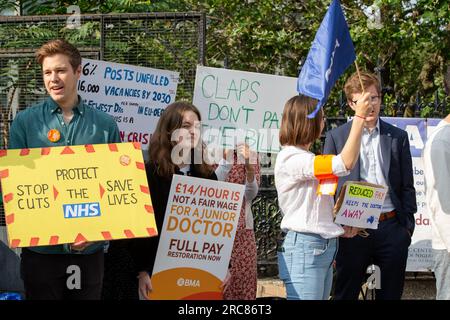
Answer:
[{"left": 8, "top": 96, "right": 121, "bottom": 254}]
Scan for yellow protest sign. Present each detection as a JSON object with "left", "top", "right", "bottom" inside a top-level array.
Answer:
[{"left": 0, "top": 142, "right": 157, "bottom": 248}]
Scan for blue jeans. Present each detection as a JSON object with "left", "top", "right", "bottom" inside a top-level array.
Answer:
[
  {"left": 278, "top": 231, "right": 337, "bottom": 300},
  {"left": 434, "top": 249, "right": 450, "bottom": 300}
]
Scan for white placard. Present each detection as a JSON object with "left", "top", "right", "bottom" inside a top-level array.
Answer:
[
  {"left": 193, "top": 65, "right": 298, "bottom": 153},
  {"left": 149, "top": 175, "right": 245, "bottom": 300},
  {"left": 79, "top": 58, "right": 179, "bottom": 150},
  {"left": 334, "top": 182, "right": 388, "bottom": 229}
]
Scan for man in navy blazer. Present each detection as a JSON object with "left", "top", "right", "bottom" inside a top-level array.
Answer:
[{"left": 324, "top": 71, "right": 416, "bottom": 300}]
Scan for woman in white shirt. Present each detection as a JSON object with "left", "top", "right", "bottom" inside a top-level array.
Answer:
[{"left": 275, "top": 93, "right": 371, "bottom": 300}]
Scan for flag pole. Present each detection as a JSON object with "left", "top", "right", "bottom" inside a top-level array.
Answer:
[{"left": 354, "top": 59, "right": 365, "bottom": 93}]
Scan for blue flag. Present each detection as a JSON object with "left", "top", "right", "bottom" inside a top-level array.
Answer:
[{"left": 297, "top": 0, "right": 356, "bottom": 118}]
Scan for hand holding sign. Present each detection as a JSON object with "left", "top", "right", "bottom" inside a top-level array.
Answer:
[
  {"left": 237, "top": 143, "right": 256, "bottom": 169},
  {"left": 341, "top": 225, "right": 362, "bottom": 238},
  {"left": 138, "top": 272, "right": 152, "bottom": 300},
  {"left": 71, "top": 241, "right": 93, "bottom": 251}
]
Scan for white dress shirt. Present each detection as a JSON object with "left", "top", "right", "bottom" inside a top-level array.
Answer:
[
  {"left": 274, "top": 146, "right": 350, "bottom": 239},
  {"left": 359, "top": 119, "right": 394, "bottom": 212}
]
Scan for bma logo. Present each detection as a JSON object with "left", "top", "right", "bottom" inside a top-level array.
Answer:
[
  {"left": 63, "top": 202, "right": 101, "bottom": 219},
  {"left": 366, "top": 264, "right": 381, "bottom": 290},
  {"left": 176, "top": 277, "right": 200, "bottom": 288}
]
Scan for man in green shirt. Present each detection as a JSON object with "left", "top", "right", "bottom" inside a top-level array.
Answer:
[{"left": 9, "top": 39, "right": 120, "bottom": 300}]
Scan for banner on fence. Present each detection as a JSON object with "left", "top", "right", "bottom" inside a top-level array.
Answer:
[{"left": 381, "top": 117, "right": 440, "bottom": 271}]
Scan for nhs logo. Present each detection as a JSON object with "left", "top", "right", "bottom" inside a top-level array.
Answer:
[{"left": 63, "top": 202, "right": 101, "bottom": 219}]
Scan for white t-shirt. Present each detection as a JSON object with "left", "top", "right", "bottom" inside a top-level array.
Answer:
[
  {"left": 274, "top": 146, "right": 350, "bottom": 239},
  {"left": 423, "top": 119, "right": 450, "bottom": 251}
]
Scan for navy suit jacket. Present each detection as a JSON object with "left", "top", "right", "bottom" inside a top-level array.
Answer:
[{"left": 323, "top": 119, "right": 417, "bottom": 234}]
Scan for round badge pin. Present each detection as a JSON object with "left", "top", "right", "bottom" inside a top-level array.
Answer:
[
  {"left": 119, "top": 155, "right": 131, "bottom": 166},
  {"left": 47, "top": 129, "right": 61, "bottom": 142}
]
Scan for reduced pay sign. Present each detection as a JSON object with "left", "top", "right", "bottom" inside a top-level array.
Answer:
[
  {"left": 149, "top": 175, "right": 245, "bottom": 300},
  {"left": 334, "top": 181, "right": 387, "bottom": 229}
]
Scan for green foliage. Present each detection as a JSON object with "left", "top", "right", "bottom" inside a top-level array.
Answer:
[
  {"left": 6, "top": 0, "right": 153, "bottom": 15},
  {"left": 0, "top": 0, "right": 17, "bottom": 11},
  {"left": 147, "top": 0, "right": 449, "bottom": 115},
  {"left": 1, "top": 0, "right": 448, "bottom": 112}
]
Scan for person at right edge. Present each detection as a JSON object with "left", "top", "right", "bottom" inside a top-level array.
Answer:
[
  {"left": 422, "top": 69, "right": 450, "bottom": 300},
  {"left": 324, "top": 71, "right": 417, "bottom": 300}
]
